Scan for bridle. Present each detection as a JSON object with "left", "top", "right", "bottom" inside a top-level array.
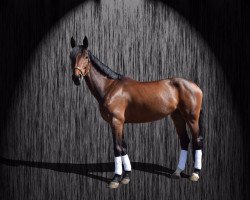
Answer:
[{"left": 73, "top": 54, "right": 91, "bottom": 77}]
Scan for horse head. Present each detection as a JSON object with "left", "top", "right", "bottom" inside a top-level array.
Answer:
[{"left": 69, "top": 36, "right": 90, "bottom": 86}]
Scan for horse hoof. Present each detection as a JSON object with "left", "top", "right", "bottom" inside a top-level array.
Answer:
[
  {"left": 120, "top": 171, "right": 131, "bottom": 184},
  {"left": 171, "top": 172, "right": 181, "bottom": 179},
  {"left": 120, "top": 177, "right": 130, "bottom": 184},
  {"left": 189, "top": 173, "right": 199, "bottom": 182},
  {"left": 107, "top": 181, "right": 120, "bottom": 189}
]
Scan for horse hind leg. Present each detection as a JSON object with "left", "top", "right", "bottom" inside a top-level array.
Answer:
[
  {"left": 170, "top": 110, "right": 190, "bottom": 179},
  {"left": 187, "top": 110, "right": 203, "bottom": 182},
  {"left": 120, "top": 139, "right": 132, "bottom": 185}
]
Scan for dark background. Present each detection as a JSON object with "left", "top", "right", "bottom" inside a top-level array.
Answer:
[{"left": 0, "top": 0, "right": 249, "bottom": 199}]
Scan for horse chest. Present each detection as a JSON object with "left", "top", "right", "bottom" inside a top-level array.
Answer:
[{"left": 99, "top": 105, "right": 113, "bottom": 123}]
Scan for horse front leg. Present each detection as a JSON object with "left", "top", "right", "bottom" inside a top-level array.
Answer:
[{"left": 108, "top": 117, "right": 131, "bottom": 189}]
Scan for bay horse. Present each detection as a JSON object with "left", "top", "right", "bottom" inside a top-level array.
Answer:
[{"left": 69, "top": 36, "right": 203, "bottom": 189}]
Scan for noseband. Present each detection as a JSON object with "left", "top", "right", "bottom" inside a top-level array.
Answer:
[{"left": 74, "top": 67, "right": 85, "bottom": 77}]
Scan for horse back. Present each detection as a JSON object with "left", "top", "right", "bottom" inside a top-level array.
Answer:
[
  {"left": 101, "top": 77, "right": 202, "bottom": 123},
  {"left": 110, "top": 77, "right": 179, "bottom": 122}
]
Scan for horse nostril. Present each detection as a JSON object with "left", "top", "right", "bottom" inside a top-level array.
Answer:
[
  {"left": 72, "top": 74, "right": 76, "bottom": 80},
  {"left": 72, "top": 74, "right": 82, "bottom": 86}
]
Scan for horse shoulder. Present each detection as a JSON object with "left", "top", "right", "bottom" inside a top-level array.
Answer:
[{"left": 101, "top": 79, "right": 133, "bottom": 121}]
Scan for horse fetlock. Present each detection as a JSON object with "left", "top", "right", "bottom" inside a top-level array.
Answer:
[{"left": 114, "top": 145, "right": 123, "bottom": 156}]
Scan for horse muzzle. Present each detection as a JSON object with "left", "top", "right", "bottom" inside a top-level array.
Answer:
[{"left": 72, "top": 74, "right": 83, "bottom": 86}]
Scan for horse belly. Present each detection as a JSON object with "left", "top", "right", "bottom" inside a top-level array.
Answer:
[{"left": 124, "top": 98, "right": 177, "bottom": 123}]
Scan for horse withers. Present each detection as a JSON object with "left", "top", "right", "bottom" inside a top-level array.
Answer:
[{"left": 69, "top": 36, "right": 204, "bottom": 188}]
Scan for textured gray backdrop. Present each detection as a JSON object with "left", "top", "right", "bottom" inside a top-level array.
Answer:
[{"left": 0, "top": 0, "right": 243, "bottom": 199}]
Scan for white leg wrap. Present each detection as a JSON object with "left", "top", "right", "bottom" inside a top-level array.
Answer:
[
  {"left": 177, "top": 150, "right": 188, "bottom": 171},
  {"left": 114, "top": 156, "right": 122, "bottom": 175},
  {"left": 121, "top": 154, "right": 132, "bottom": 171},
  {"left": 194, "top": 150, "right": 202, "bottom": 169}
]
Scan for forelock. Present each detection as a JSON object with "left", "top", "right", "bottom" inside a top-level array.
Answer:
[{"left": 70, "top": 45, "right": 84, "bottom": 60}]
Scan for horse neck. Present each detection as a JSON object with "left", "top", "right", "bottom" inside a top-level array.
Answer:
[{"left": 84, "top": 63, "right": 115, "bottom": 103}]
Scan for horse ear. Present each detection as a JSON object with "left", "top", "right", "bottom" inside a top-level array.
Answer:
[
  {"left": 83, "top": 36, "right": 88, "bottom": 48},
  {"left": 71, "top": 37, "right": 76, "bottom": 48}
]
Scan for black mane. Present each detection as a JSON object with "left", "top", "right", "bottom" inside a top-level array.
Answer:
[
  {"left": 87, "top": 50, "right": 123, "bottom": 80},
  {"left": 70, "top": 46, "right": 123, "bottom": 80}
]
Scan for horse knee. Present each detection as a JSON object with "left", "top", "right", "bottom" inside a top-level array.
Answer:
[
  {"left": 121, "top": 148, "right": 127, "bottom": 156},
  {"left": 114, "top": 144, "right": 123, "bottom": 157},
  {"left": 121, "top": 140, "right": 128, "bottom": 156}
]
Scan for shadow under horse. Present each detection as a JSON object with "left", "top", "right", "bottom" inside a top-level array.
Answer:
[{"left": 0, "top": 156, "right": 189, "bottom": 184}]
